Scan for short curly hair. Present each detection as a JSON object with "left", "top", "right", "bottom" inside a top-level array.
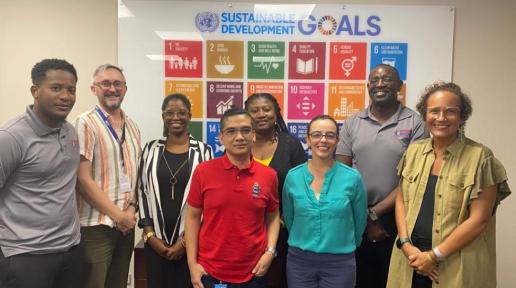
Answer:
[
  {"left": 416, "top": 81, "right": 472, "bottom": 122},
  {"left": 31, "top": 59, "right": 77, "bottom": 85}
]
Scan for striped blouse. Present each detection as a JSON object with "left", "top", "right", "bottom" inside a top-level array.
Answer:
[
  {"left": 137, "top": 136, "right": 213, "bottom": 244},
  {"left": 75, "top": 106, "right": 142, "bottom": 227}
]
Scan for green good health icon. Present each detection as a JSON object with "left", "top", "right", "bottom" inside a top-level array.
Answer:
[{"left": 248, "top": 41, "right": 285, "bottom": 79}]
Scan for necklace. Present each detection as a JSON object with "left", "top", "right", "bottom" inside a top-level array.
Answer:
[{"left": 161, "top": 152, "right": 189, "bottom": 200}]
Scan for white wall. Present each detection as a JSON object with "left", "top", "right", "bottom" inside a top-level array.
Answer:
[
  {"left": 1, "top": 0, "right": 515, "bottom": 287},
  {"left": 0, "top": 0, "right": 118, "bottom": 122}
]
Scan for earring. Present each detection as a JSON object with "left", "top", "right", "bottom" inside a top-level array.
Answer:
[{"left": 458, "top": 124, "right": 465, "bottom": 142}]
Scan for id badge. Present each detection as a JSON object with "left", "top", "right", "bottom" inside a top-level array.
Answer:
[
  {"left": 214, "top": 285, "right": 228, "bottom": 288},
  {"left": 119, "top": 174, "right": 131, "bottom": 193}
]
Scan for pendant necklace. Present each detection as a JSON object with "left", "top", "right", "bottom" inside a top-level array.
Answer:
[{"left": 161, "top": 152, "right": 189, "bottom": 200}]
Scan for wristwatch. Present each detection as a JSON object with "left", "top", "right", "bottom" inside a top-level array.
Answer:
[
  {"left": 265, "top": 247, "right": 277, "bottom": 257},
  {"left": 143, "top": 231, "right": 156, "bottom": 243},
  {"left": 396, "top": 237, "right": 411, "bottom": 249},
  {"left": 368, "top": 208, "right": 379, "bottom": 221}
]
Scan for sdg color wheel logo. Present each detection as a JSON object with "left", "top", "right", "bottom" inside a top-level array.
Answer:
[
  {"left": 318, "top": 16, "right": 337, "bottom": 35},
  {"left": 195, "top": 12, "right": 219, "bottom": 32}
]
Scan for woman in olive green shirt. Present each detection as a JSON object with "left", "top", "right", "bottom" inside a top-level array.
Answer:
[{"left": 387, "top": 82, "right": 511, "bottom": 288}]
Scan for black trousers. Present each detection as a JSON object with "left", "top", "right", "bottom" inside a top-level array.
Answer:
[
  {"left": 201, "top": 274, "right": 267, "bottom": 288},
  {"left": 356, "top": 212, "right": 397, "bottom": 288},
  {"left": 0, "top": 242, "right": 84, "bottom": 288},
  {"left": 144, "top": 243, "right": 192, "bottom": 288},
  {"left": 266, "top": 226, "right": 289, "bottom": 288}
]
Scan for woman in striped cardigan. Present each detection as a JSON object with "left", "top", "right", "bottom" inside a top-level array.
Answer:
[{"left": 137, "top": 93, "right": 213, "bottom": 288}]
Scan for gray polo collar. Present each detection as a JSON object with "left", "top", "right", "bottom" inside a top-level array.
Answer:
[
  {"left": 360, "top": 104, "right": 414, "bottom": 125},
  {"left": 26, "top": 105, "right": 67, "bottom": 137}
]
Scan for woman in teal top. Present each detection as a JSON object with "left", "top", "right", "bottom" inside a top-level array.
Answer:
[{"left": 283, "top": 115, "right": 367, "bottom": 288}]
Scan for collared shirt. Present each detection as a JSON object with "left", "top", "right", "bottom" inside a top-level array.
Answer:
[
  {"left": 187, "top": 155, "right": 279, "bottom": 283},
  {"left": 387, "top": 138, "right": 511, "bottom": 288},
  {"left": 336, "top": 104, "right": 428, "bottom": 205},
  {"left": 75, "top": 106, "right": 141, "bottom": 227},
  {"left": 283, "top": 161, "right": 367, "bottom": 254},
  {"left": 0, "top": 105, "right": 81, "bottom": 257}
]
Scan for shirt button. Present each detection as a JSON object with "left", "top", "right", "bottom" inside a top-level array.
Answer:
[
  {"left": 437, "top": 212, "right": 441, "bottom": 216},
  {"left": 438, "top": 194, "right": 442, "bottom": 198},
  {"left": 435, "top": 229, "right": 440, "bottom": 233},
  {"left": 236, "top": 176, "right": 239, "bottom": 180}
]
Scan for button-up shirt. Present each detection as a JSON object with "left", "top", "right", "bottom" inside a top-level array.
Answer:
[
  {"left": 387, "top": 138, "right": 511, "bottom": 288},
  {"left": 283, "top": 161, "right": 367, "bottom": 254},
  {"left": 75, "top": 106, "right": 141, "bottom": 227}
]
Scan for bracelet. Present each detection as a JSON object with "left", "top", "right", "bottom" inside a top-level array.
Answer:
[
  {"left": 143, "top": 231, "right": 156, "bottom": 243},
  {"left": 432, "top": 247, "right": 446, "bottom": 263},
  {"left": 427, "top": 251, "right": 438, "bottom": 265},
  {"left": 368, "top": 208, "right": 379, "bottom": 221}
]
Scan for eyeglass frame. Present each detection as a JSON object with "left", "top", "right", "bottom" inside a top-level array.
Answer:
[
  {"left": 93, "top": 80, "right": 127, "bottom": 90},
  {"left": 221, "top": 127, "right": 254, "bottom": 138},
  {"left": 426, "top": 106, "right": 461, "bottom": 118},
  {"left": 162, "top": 110, "right": 190, "bottom": 118},
  {"left": 308, "top": 131, "right": 338, "bottom": 141}
]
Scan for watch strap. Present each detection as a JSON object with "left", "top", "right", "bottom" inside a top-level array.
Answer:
[{"left": 265, "top": 247, "right": 277, "bottom": 257}]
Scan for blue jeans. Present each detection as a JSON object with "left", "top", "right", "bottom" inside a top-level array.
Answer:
[
  {"left": 201, "top": 274, "right": 268, "bottom": 288},
  {"left": 287, "top": 246, "right": 356, "bottom": 288}
]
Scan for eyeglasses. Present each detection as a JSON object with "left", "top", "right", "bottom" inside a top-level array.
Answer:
[
  {"left": 222, "top": 127, "right": 253, "bottom": 138},
  {"left": 369, "top": 76, "right": 395, "bottom": 85},
  {"left": 162, "top": 110, "right": 189, "bottom": 118},
  {"left": 427, "top": 106, "right": 461, "bottom": 117},
  {"left": 308, "top": 131, "right": 338, "bottom": 141},
  {"left": 94, "top": 80, "right": 126, "bottom": 90}
]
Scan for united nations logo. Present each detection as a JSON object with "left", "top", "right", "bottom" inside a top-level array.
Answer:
[{"left": 195, "top": 12, "right": 219, "bottom": 32}]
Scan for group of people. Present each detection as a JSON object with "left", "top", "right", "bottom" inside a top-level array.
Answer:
[{"left": 0, "top": 58, "right": 511, "bottom": 288}]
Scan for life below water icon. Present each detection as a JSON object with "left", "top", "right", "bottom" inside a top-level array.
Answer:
[{"left": 214, "top": 137, "right": 225, "bottom": 153}]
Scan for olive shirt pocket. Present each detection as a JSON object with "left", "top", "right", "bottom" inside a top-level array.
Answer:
[
  {"left": 400, "top": 169, "right": 420, "bottom": 207},
  {"left": 446, "top": 173, "right": 475, "bottom": 212}
]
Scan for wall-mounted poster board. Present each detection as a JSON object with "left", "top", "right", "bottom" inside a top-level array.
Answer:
[{"left": 119, "top": 1, "right": 454, "bottom": 156}]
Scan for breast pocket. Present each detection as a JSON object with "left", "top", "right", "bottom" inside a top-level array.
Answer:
[
  {"left": 400, "top": 170, "right": 420, "bottom": 205},
  {"left": 445, "top": 174, "right": 474, "bottom": 211}
]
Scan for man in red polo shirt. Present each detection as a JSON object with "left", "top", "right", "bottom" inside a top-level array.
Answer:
[{"left": 185, "top": 107, "right": 280, "bottom": 288}]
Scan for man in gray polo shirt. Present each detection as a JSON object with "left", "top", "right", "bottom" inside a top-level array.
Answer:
[
  {"left": 336, "top": 64, "right": 428, "bottom": 288},
  {"left": 0, "top": 59, "right": 83, "bottom": 288}
]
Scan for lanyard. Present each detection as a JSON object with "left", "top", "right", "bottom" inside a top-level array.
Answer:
[{"left": 95, "top": 106, "right": 126, "bottom": 167}]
